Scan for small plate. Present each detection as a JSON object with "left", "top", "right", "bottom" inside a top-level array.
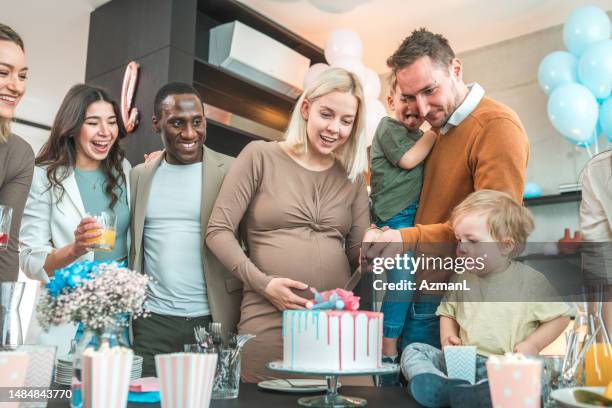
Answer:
[
  {"left": 551, "top": 387, "right": 606, "bottom": 408},
  {"left": 257, "top": 379, "right": 341, "bottom": 394}
]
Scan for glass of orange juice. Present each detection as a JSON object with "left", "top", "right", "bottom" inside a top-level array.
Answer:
[
  {"left": 86, "top": 212, "right": 116, "bottom": 252},
  {"left": 585, "top": 343, "right": 612, "bottom": 386}
]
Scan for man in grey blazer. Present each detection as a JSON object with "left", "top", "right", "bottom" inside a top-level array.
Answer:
[{"left": 129, "top": 82, "right": 241, "bottom": 376}]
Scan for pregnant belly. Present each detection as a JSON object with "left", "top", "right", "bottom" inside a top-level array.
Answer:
[{"left": 248, "top": 231, "right": 352, "bottom": 291}]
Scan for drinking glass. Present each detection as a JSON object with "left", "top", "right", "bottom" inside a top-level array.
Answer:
[
  {"left": 85, "top": 212, "right": 116, "bottom": 252},
  {"left": 183, "top": 344, "right": 241, "bottom": 399},
  {"left": 0, "top": 204, "right": 13, "bottom": 251},
  {"left": 539, "top": 355, "right": 565, "bottom": 408}
]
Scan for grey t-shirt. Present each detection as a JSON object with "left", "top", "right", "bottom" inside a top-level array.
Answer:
[
  {"left": 370, "top": 117, "right": 423, "bottom": 222},
  {"left": 143, "top": 160, "right": 209, "bottom": 317}
]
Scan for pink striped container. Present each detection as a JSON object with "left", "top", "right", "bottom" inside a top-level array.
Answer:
[
  {"left": 81, "top": 349, "right": 134, "bottom": 408},
  {"left": 155, "top": 353, "right": 218, "bottom": 408}
]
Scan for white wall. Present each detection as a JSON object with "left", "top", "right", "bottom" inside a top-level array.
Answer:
[
  {"left": 459, "top": 12, "right": 612, "bottom": 242},
  {"left": 4, "top": 0, "right": 104, "bottom": 153}
]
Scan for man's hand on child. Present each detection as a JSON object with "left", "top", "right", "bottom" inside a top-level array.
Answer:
[
  {"left": 442, "top": 335, "right": 462, "bottom": 347},
  {"left": 513, "top": 341, "right": 538, "bottom": 356}
]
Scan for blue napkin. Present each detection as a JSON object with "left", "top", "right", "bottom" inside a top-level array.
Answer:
[{"left": 128, "top": 391, "right": 161, "bottom": 403}]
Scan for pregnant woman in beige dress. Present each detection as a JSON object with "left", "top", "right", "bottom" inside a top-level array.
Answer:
[{"left": 206, "top": 68, "right": 370, "bottom": 382}]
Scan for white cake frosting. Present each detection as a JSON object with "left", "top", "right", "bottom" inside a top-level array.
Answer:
[{"left": 282, "top": 310, "right": 383, "bottom": 371}]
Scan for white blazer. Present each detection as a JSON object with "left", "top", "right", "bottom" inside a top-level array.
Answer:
[
  {"left": 19, "top": 159, "right": 132, "bottom": 282},
  {"left": 19, "top": 160, "right": 131, "bottom": 356}
]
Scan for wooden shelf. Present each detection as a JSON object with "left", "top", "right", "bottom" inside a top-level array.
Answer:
[
  {"left": 524, "top": 191, "right": 582, "bottom": 207},
  {"left": 205, "top": 118, "right": 266, "bottom": 157},
  {"left": 192, "top": 58, "right": 294, "bottom": 132},
  {"left": 87, "top": 0, "right": 322, "bottom": 160},
  {"left": 196, "top": 0, "right": 325, "bottom": 64},
  {"left": 193, "top": 0, "right": 326, "bottom": 143}
]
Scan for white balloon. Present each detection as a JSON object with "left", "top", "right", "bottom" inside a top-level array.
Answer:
[
  {"left": 303, "top": 63, "right": 330, "bottom": 89},
  {"left": 363, "top": 68, "right": 381, "bottom": 99},
  {"left": 365, "top": 99, "right": 387, "bottom": 147},
  {"left": 332, "top": 56, "right": 366, "bottom": 84},
  {"left": 308, "top": 0, "right": 369, "bottom": 14},
  {"left": 324, "top": 28, "right": 363, "bottom": 65}
]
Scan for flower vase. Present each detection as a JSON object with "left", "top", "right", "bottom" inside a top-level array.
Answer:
[{"left": 70, "top": 323, "right": 130, "bottom": 408}]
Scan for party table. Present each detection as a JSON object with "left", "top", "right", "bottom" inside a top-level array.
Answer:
[{"left": 46, "top": 383, "right": 422, "bottom": 407}]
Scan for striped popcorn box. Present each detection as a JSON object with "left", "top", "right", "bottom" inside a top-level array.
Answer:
[
  {"left": 155, "top": 353, "right": 218, "bottom": 408},
  {"left": 0, "top": 351, "right": 30, "bottom": 408},
  {"left": 486, "top": 353, "right": 542, "bottom": 408},
  {"left": 81, "top": 347, "right": 134, "bottom": 408},
  {"left": 444, "top": 345, "right": 477, "bottom": 384}
]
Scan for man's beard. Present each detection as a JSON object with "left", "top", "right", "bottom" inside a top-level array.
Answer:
[{"left": 428, "top": 81, "right": 461, "bottom": 129}]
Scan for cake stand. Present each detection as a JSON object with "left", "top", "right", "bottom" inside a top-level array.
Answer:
[{"left": 267, "top": 361, "right": 399, "bottom": 407}]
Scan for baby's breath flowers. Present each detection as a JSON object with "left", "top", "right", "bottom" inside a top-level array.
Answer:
[{"left": 37, "top": 261, "right": 149, "bottom": 332}]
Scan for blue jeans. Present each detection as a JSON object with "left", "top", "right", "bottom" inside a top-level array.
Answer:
[
  {"left": 376, "top": 203, "right": 418, "bottom": 340},
  {"left": 399, "top": 297, "right": 442, "bottom": 352}
]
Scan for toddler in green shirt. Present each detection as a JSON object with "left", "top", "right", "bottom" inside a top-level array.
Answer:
[
  {"left": 370, "top": 79, "right": 436, "bottom": 227},
  {"left": 370, "top": 77, "right": 437, "bottom": 373}
]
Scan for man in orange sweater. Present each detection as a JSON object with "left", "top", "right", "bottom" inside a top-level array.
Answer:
[{"left": 366, "top": 28, "right": 529, "bottom": 358}]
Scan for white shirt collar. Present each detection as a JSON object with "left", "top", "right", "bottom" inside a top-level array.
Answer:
[{"left": 440, "top": 83, "right": 485, "bottom": 135}]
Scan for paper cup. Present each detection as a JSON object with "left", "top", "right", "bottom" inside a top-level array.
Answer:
[
  {"left": 20, "top": 345, "right": 57, "bottom": 408},
  {"left": 486, "top": 356, "right": 542, "bottom": 408},
  {"left": 21, "top": 345, "right": 56, "bottom": 387},
  {"left": 155, "top": 353, "right": 218, "bottom": 408},
  {"left": 444, "top": 345, "right": 477, "bottom": 384},
  {"left": 81, "top": 349, "right": 134, "bottom": 408},
  {"left": 0, "top": 351, "right": 30, "bottom": 408}
]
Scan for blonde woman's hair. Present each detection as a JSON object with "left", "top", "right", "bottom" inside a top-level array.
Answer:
[
  {"left": 450, "top": 189, "right": 534, "bottom": 246},
  {"left": 284, "top": 67, "right": 368, "bottom": 182}
]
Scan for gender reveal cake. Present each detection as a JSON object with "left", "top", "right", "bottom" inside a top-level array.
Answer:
[{"left": 282, "top": 289, "right": 383, "bottom": 371}]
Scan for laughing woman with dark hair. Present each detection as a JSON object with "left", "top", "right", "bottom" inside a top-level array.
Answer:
[
  {"left": 20, "top": 84, "right": 131, "bottom": 281},
  {"left": 0, "top": 23, "right": 35, "bottom": 281},
  {"left": 19, "top": 84, "right": 131, "bottom": 354}
]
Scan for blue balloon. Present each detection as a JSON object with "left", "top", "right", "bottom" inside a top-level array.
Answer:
[
  {"left": 538, "top": 51, "right": 578, "bottom": 95},
  {"left": 578, "top": 39, "right": 612, "bottom": 99},
  {"left": 595, "top": 120, "right": 603, "bottom": 138},
  {"left": 523, "top": 182, "right": 542, "bottom": 199},
  {"left": 563, "top": 5, "right": 611, "bottom": 56},
  {"left": 547, "top": 83, "right": 599, "bottom": 144},
  {"left": 600, "top": 96, "right": 612, "bottom": 142},
  {"left": 564, "top": 130, "right": 598, "bottom": 148}
]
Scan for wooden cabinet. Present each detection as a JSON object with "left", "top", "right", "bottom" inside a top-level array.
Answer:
[{"left": 86, "top": 0, "right": 324, "bottom": 163}]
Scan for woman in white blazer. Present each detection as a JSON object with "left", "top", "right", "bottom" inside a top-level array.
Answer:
[{"left": 20, "top": 84, "right": 131, "bottom": 354}]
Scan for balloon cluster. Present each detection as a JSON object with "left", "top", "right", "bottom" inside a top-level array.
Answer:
[
  {"left": 538, "top": 5, "right": 612, "bottom": 148},
  {"left": 303, "top": 29, "right": 386, "bottom": 147}
]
